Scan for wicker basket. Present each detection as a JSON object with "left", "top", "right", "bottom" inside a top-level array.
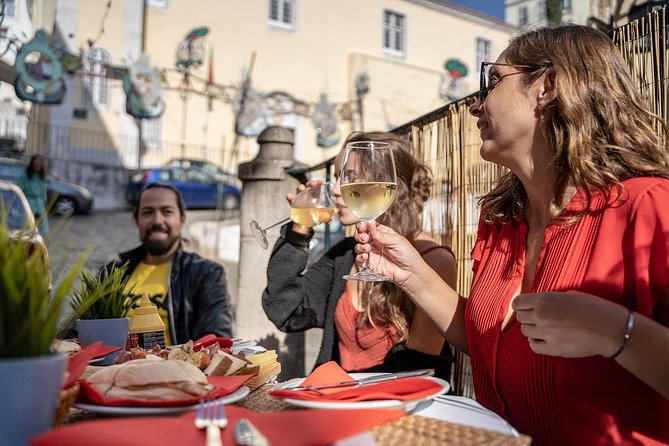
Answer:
[
  {"left": 54, "top": 383, "right": 79, "bottom": 428},
  {"left": 245, "top": 362, "right": 282, "bottom": 391}
]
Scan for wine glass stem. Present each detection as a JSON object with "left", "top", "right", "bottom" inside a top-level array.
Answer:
[
  {"left": 263, "top": 217, "right": 292, "bottom": 233},
  {"left": 361, "top": 219, "right": 375, "bottom": 273}
]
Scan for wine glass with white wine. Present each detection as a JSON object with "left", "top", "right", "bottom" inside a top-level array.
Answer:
[
  {"left": 339, "top": 141, "right": 397, "bottom": 281},
  {"left": 249, "top": 183, "right": 337, "bottom": 249}
]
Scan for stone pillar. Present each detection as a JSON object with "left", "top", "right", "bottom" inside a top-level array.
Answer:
[{"left": 236, "top": 126, "right": 306, "bottom": 379}]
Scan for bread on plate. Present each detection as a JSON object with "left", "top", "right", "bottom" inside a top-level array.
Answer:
[{"left": 87, "top": 359, "right": 213, "bottom": 401}]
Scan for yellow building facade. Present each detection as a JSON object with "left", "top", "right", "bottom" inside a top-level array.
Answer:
[{"left": 34, "top": 0, "right": 516, "bottom": 170}]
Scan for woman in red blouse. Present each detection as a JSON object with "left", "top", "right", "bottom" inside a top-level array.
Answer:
[{"left": 353, "top": 25, "right": 669, "bottom": 445}]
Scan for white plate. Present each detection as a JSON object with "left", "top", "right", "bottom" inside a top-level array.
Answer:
[
  {"left": 273, "top": 373, "right": 450, "bottom": 411},
  {"left": 415, "top": 396, "right": 520, "bottom": 437},
  {"left": 73, "top": 385, "right": 249, "bottom": 416}
]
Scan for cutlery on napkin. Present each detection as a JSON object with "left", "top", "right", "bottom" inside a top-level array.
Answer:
[
  {"left": 286, "top": 368, "right": 434, "bottom": 393},
  {"left": 269, "top": 361, "right": 444, "bottom": 402}
]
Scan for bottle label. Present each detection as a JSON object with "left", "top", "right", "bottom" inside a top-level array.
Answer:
[{"left": 128, "top": 330, "right": 166, "bottom": 350}]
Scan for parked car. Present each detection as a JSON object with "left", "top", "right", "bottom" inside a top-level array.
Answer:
[
  {"left": 126, "top": 166, "right": 241, "bottom": 210},
  {"left": 0, "top": 180, "right": 48, "bottom": 263},
  {"left": 0, "top": 157, "right": 94, "bottom": 217},
  {"left": 166, "top": 158, "right": 241, "bottom": 189}
]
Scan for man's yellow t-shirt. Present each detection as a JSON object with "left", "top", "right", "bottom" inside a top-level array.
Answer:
[{"left": 125, "top": 261, "right": 173, "bottom": 346}]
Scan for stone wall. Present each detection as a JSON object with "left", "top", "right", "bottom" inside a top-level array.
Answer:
[{"left": 49, "top": 158, "right": 131, "bottom": 211}]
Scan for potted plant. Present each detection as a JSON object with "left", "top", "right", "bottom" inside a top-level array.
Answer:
[
  {"left": 67, "top": 263, "right": 139, "bottom": 365},
  {"left": 0, "top": 221, "right": 85, "bottom": 446}
]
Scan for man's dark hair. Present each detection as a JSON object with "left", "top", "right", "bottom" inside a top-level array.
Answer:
[{"left": 133, "top": 182, "right": 186, "bottom": 218}]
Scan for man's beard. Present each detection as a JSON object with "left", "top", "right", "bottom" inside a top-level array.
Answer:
[{"left": 141, "top": 228, "right": 180, "bottom": 256}]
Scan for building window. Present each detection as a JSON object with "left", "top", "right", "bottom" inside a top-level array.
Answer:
[
  {"left": 476, "top": 38, "right": 491, "bottom": 77},
  {"left": 539, "top": 1, "right": 546, "bottom": 20},
  {"left": 148, "top": 0, "right": 168, "bottom": 9},
  {"left": 563, "top": 0, "right": 571, "bottom": 14},
  {"left": 143, "top": 117, "right": 163, "bottom": 151},
  {"left": 268, "top": 0, "right": 295, "bottom": 30},
  {"left": 383, "top": 9, "right": 405, "bottom": 56},
  {"left": 85, "top": 47, "right": 111, "bottom": 107},
  {"left": 519, "top": 6, "right": 528, "bottom": 26},
  {"left": 4, "top": 0, "right": 15, "bottom": 17}
]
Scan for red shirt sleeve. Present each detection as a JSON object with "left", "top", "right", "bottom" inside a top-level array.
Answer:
[
  {"left": 628, "top": 180, "right": 669, "bottom": 316},
  {"left": 470, "top": 215, "right": 489, "bottom": 274}
]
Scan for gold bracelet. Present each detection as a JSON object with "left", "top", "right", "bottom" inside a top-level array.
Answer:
[{"left": 611, "top": 311, "right": 635, "bottom": 359}]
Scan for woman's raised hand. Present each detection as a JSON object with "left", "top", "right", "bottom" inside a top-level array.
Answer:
[
  {"left": 353, "top": 221, "right": 424, "bottom": 286},
  {"left": 285, "top": 180, "right": 323, "bottom": 206}
]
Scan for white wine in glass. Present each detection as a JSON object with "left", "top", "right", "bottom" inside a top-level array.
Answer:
[
  {"left": 250, "top": 183, "right": 337, "bottom": 249},
  {"left": 339, "top": 141, "right": 397, "bottom": 281},
  {"left": 340, "top": 182, "right": 397, "bottom": 221}
]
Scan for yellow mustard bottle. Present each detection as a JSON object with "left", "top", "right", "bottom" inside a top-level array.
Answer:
[{"left": 128, "top": 292, "right": 166, "bottom": 350}]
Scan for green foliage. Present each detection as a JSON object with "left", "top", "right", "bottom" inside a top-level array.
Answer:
[
  {"left": 0, "top": 223, "right": 85, "bottom": 358},
  {"left": 547, "top": 0, "right": 563, "bottom": 25},
  {"left": 67, "top": 263, "right": 140, "bottom": 321}
]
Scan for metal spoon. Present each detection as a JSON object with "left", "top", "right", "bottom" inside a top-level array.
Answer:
[{"left": 233, "top": 418, "right": 270, "bottom": 446}]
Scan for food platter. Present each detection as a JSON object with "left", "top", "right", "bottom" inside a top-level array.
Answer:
[
  {"left": 272, "top": 373, "right": 450, "bottom": 411},
  {"left": 73, "top": 385, "right": 249, "bottom": 416}
]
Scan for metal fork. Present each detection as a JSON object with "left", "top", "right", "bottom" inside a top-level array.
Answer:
[{"left": 194, "top": 399, "right": 228, "bottom": 446}]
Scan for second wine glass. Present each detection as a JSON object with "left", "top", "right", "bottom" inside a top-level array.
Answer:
[
  {"left": 339, "top": 141, "right": 397, "bottom": 281},
  {"left": 250, "top": 183, "right": 337, "bottom": 249}
]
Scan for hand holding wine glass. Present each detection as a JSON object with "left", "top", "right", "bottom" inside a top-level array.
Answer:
[
  {"left": 250, "top": 182, "right": 337, "bottom": 249},
  {"left": 339, "top": 141, "right": 397, "bottom": 281}
]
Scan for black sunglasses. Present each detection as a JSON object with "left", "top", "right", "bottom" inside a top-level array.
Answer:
[{"left": 479, "top": 62, "right": 551, "bottom": 102}]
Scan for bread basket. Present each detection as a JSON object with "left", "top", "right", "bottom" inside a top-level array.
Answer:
[{"left": 54, "top": 383, "right": 80, "bottom": 427}]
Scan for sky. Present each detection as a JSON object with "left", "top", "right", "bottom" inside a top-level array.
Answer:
[{"left": 446, "top": 0, "right": 506, "bottom": 21}]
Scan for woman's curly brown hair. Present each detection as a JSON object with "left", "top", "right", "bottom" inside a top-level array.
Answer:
[{"left": 343, "top": 131, "right": 433, "bottom": 341}]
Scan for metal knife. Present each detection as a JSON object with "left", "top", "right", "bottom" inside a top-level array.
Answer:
[{"left": 285, "top": 368, "right": 435, "bottom": 392}]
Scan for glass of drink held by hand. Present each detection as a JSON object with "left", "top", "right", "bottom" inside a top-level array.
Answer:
[
  {"left": 250, "top": 182, "right": 337, "bottom": 249},
  {"left": 339, "top": 141, "right": 397, "bottom": 281}
]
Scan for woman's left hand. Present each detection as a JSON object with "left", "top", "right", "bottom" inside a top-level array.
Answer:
[{"left": 512, "top": 291, "right": 630, "bottom": 358}]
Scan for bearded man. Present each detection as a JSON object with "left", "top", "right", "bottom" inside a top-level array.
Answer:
[{"left": 115, "top": 182, "right": 233, "bottom": 345}]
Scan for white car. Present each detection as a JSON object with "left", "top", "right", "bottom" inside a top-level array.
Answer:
[{"left": 0, "top": 180, "right": 48, "bottom": 262}]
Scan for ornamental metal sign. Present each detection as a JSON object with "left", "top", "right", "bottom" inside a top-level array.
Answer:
[
  {"left": 14, "top": 29, "right": 66, "bottom": 104},
  {"left": 232, "top": 86, "right": 267, "bottom": 136},
  {"left": 439, "top": 58, "right": 469, "bottom": 102},
  {"left": 123, "top": 54, "right": 165, "bottom": 119},
  {"left": 311, "top": 93, "right": 340, "bottom": 148},
  {"left": 176, "top": 27, "right": 209, "bottom": 72}
]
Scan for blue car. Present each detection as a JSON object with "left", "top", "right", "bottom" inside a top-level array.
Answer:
[{"left": 126, "top": 166, "right": 241, "bottom": 210}]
